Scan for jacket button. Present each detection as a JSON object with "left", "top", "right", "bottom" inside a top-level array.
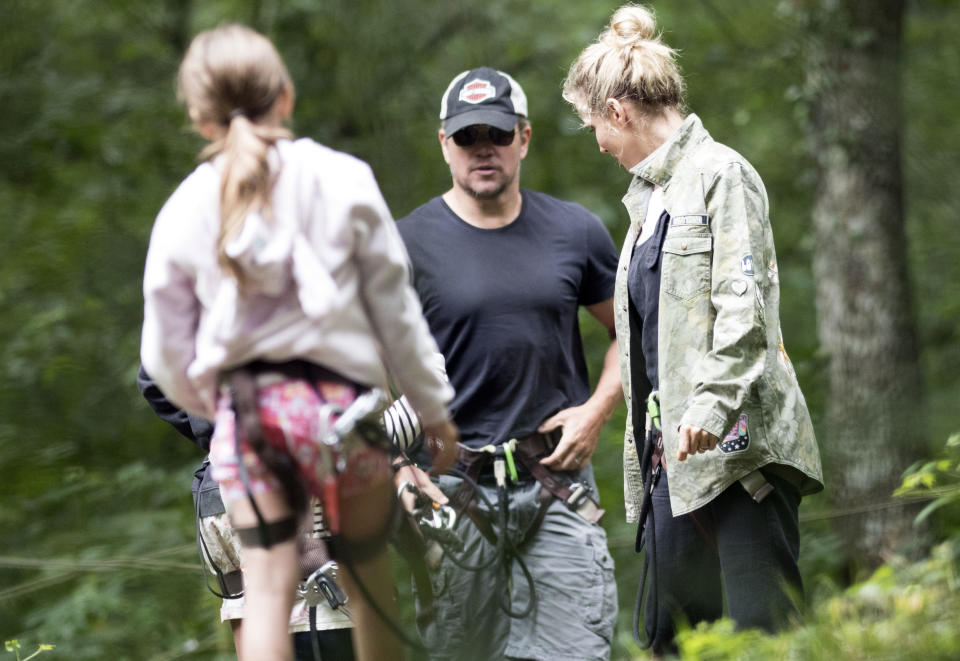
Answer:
[{"left": 681, "top": 242, "right": 688, "bottom": 250}]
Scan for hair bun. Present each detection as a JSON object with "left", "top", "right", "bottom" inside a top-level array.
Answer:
[{"left": 609, "top": 5, "right": 658, "bottom": 47}]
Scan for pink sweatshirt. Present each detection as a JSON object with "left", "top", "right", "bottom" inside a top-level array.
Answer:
[{"left": 141, "top": 138, "right": 452, "bottom": 424}]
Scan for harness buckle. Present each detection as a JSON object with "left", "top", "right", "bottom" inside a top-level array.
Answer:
[
  {"left": 300, "top": 561, "right": 349, "bottom": 610},
  {"left": 566, "top": 482, "right": 589, "bottom": 508}
]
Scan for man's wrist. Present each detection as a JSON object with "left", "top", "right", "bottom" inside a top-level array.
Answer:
[{"left": 584, "top": 392, "right": 618, "bottom": 423}]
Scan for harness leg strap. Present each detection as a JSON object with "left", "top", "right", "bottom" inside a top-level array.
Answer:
[{"left": 235, "top": 516, "right": 299, "bottom": 549}]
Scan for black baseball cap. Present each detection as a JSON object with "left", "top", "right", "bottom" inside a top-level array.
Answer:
[{"left": 439, "top": 67, "right": 528, "bottom": 136}]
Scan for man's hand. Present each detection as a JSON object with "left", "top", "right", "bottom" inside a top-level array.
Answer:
[
  {"left": 676, "top": 424, "right": 719, "bottom": 462},
  {"left": 423, "top": 419, "right": 459, "bottom": 476},
  {"left": 537, "top": 403, "right": 603, "bottom": 471},
  {"left": 537, "top": 302, "right": 621, "bottom": 473}
]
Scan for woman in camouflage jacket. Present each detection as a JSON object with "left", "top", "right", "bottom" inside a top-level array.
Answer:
[{"left": 564, "top": 4, "right": 823, "bottom": 655}]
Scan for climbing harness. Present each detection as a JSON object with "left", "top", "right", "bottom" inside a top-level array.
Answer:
[
  {"left": 441, "top": 431, "right": 605, "bottom": 618},
  {"left": 226, "top": 359, "right": 438, "bottom": 652},
  {"left": 226, "top": 360, "right": 394, "bottom": 548}
]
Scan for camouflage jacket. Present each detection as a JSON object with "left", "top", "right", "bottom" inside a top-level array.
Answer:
[{"left": 614, "top": 114, "right": 823, "bottom": 520}]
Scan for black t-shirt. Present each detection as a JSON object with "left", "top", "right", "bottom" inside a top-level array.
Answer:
[{"left": 398, "top": 189, "right": 618, "bottom": 449}]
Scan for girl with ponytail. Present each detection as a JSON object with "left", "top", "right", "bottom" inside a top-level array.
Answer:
[
  {"left": 141, "top": 24, "right": 458, "bottom": 661},
  {"left": 565, "top": 4, "right": 823, "bottom": 656}
]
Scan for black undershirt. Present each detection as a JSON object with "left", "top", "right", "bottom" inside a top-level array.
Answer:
[{"left": 627, "top": 210, "right": 670, "bottom": 391}]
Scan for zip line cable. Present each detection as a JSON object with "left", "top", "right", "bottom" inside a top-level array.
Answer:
[
  {"left": 0, "top": 492, "right": 947, "bottom": 597},
  {"left": 0, "top": 544, "right": 199, "bottom": 601},
  {"left": 604, "top": 491, "right": 940, "bottom": 548}
]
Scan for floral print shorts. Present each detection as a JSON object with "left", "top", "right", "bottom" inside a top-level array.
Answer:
[{"left": 209, "top": 376, "right": 391, "bottom": 506}]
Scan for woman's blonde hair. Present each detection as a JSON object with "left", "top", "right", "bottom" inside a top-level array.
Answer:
[
  {"left": 562, "top": 4, "right": 685, "bottom": 119},
  {"left": 177, "top": 24, "right": 293, "bottom": 285}
]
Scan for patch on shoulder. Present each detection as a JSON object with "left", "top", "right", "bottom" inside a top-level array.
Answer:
[
  {"left": 740, "top": 254, "right": 755, "bottom": 276},
  {"left": 719, "top": 413, "right": 749, "bottom": 454}
]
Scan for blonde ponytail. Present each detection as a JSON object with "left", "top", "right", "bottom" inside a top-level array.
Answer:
[
  {"left": 563, "top": 3, "right": 685, "bottom": 119},
  {"left": 177, "top": 24, "right": 293, "bottom": 286},
  {"left": 213, "top": 114, "right": 289, "bottom": 284}
]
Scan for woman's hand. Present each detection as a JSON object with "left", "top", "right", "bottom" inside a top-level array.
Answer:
[{"left": 677, "top": 424, "right": 719, "bottom": 462}]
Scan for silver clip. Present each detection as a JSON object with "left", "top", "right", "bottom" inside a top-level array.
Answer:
[
  {"left": 301, "top": 561, "right": 349, "bottom": 610},
  {"left": 422, "top": 504, "right": 457, "bottom": 532},
  {"left": 566, "top": 482, "right": 588, "bottom": 508}
]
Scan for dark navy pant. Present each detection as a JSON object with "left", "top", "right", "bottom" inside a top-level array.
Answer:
[
  {"left": 643, "top": 466, "right": 802, "bottom": 655},
  {"left": 293, "top": 628, "right": 355, "bottom": 661}
]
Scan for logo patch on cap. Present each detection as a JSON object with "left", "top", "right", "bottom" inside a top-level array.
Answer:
[{"left": 459, "top": 78, "right": 496, "bottom": 104}]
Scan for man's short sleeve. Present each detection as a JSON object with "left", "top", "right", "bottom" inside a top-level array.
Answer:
[{"left": 578, "top": 212, "right": 619, "bottom": 306}]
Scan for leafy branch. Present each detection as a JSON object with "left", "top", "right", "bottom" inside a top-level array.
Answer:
[
  {"left": 896, "top": 432, "right": 960, "bottom": 523},
  {"left": 4, "top": 640, "right": 55, "bottom": 661}
]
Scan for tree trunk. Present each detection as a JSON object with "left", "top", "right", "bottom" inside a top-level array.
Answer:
[{"left": 802, "top": 0, "right": 926, "bottom": 570}]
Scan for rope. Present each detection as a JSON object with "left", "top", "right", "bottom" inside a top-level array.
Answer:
[
  {"left": 604, "top": 492, "right": 940, "bottom": 548},
  {"left": 797, "top": 493, "right": 936, "bottom": 522},
  {"left": 0, "top": 546, "right": 199, "bottom": 601},
  {"left": 143, "top": 629, "right": 225, "bottom": 661},
  {"left": 0, "top": 492, "right": 943, "bottom": 602},
  {"left": 0, "top": 548, "right": 196, "bottom": 570}
]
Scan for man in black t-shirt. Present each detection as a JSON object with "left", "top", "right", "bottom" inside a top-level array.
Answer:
[{"left": 395, "top": 67, "right": 622, "bottom": 661}]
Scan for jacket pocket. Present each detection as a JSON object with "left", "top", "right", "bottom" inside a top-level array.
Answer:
[{"left": 661, "top": 235, "right": 712, "bottom": 301}]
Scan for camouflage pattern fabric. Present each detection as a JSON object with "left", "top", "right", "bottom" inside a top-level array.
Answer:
[
  {"left": 200, "top": 502, "right": 353, "bottom": 632},
  {"left": 614, "top": 114, "right": 824, "bottom": 520}
]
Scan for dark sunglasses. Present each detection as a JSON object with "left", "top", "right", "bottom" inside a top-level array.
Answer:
[{"left": 450, "top": 125, "right": 516, "bottom": 147}]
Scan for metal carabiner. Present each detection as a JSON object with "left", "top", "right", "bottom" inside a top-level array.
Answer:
[
  {"left": 646, "top": 390, "right": 661, "bottom": 432},
  {"left": 301, "top": 561, "right": 349, "bottom": 611},
  {"left": 423, "top": 503, "right": 457, "bottom": 531}
]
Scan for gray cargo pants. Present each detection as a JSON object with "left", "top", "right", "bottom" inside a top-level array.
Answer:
[{"left": 414, "top": 465, "right": 617, "bottom": 661}]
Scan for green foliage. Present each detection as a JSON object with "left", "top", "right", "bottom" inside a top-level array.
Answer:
[
  {"left": 1, "top": 1, "right": 958, "bottom": 659},
  {"left": 671, "top": 541, "right": 960, "bottom": 661},
  {"left": 897, "top": 433, "right": 960, "bottom": 531},
  {"left": 4, "top": 641, "right": 54, "bottom": 661}
]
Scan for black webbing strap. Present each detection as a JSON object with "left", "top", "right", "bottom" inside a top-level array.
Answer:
[
  {"left": 633, "top": 425, "right": 663, "bottom": 649},
  {"left": 390, "top": 510, "right": 436, "bottom": 614},
  {"left": 513, "top": 433, "right": 605, "bottom": 524},
  {"left": 228, "top": 368, "right": 307, "bottom": 548},
  {"left": 235, "top": 517, "right": 299, "bottom": 548},
  {"left": 449, "top": 446, "right": 499, "bottom": 545}
]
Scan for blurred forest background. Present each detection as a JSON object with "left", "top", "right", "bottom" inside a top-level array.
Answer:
[{"left": 2, "top": 0, "right": 958, "bottom": 659}]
